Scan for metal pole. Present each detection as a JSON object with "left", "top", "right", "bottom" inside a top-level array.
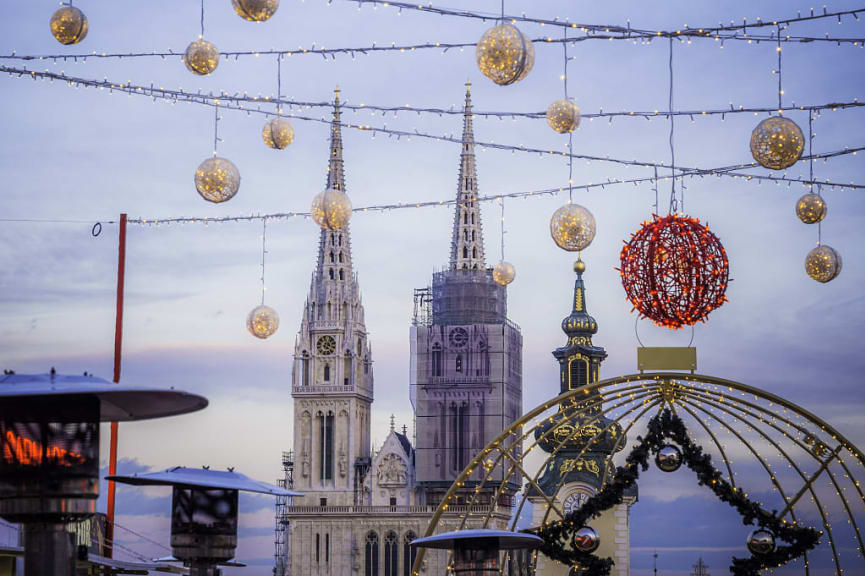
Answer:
[{"left": 105, "top": 213, "right": 127, "bottom": 561}]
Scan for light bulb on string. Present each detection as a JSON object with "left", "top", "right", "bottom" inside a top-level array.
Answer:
[
  {"left": 248, "top": 218, "right": 279, "bottom": 339},
  {"left": 195, "top": 105, "right": 240, "bottom": 203}
]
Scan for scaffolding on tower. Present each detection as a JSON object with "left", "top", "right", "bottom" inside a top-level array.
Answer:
[{"left": 274, "top": 450, "right": 294, "bottom": 576}]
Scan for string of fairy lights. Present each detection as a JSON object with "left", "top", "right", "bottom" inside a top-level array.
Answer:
[{"left": 17, "top": 0, "right": 865, "bottom": 343}]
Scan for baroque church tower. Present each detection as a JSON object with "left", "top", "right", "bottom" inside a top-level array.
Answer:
[{"left": 292, "top": 88, "right": 373, "bottom": 504}]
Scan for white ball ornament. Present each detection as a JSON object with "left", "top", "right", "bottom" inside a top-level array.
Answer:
[
  {"left": 247, "top": 305, "right": 279, "bottom": 339},
  {"left": 750, "top": 116, "right": 804, "bottom": 170},
  {"left": 795, "top": 193, "right": 827, "bottom": 224},
  {"left": 232, "top": 0, "right": 279, "bottom": 21},
  {"left": 311, "top": 188, "right": 353, "bottom": 230},
  {"left": 550, "top": 203, "right": 596, "bottom": 252},
  {"left": 50, "top": 5, "right": 88, "bottom": 45},
  {"left": 805, "top": 244, "right": 842, "bottom": 283},
  {"left": 493, "top": 261, "right": 516, "bottom": 286},
  {"left": 262, "top": 117, "right": 295, "bottom": 149},
  {"left": 184, "top": 38, "right": 219, "bottom": 75},
  {"left": 194, "top": 157, "right": 240, "bottom": 203},
  {"left": 546, "top": 99, "right": 580, "bottom": 134},
  {"left": 475, "top": 24, "right": 535, "bottom": 86}
]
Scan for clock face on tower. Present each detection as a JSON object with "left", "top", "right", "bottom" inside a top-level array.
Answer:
[
  {"left": 563, "top": 491, "right": 589, "bottom": 516},
  {"left": 449, "top": 327, "right": 469, "bottom": 348},
  {"left": 316, "top": 335, "right": 336, "bottom": 355}
]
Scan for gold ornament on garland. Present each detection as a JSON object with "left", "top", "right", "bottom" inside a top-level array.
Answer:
[
  {"left": 262, "top": 117, "right": 295, "bottom": 149},
  {"left": 232, "top": 0, "right": 279, "bottom": 21},
  {"left": 795, "top": 193, "right": 827, "bottom": 224},
  {"left": 311, "top": 188, "right": 352, "bottom": 230},
  {"left": 247, "top": 304, "right": 279, "bottom": 339},
  {"left": 550, "top": 203, "right": 596, "bottom": 252},
  {"left": 50, "top": 5, "right": 88, "bottom": 45},
  {"left": 805, "top": 244, "right": 842, "bottom": 283},
  {"left": 184, "top": 38, "right": 220, "bottom": 75},
  {"left": 546, "top": 99, "right": 580, "bottom": 134},
  {"left": 195, "top": 157, "right": 240, "bottom": 203},
  {"left": 750, "top": 116, "right": 804, "bottom": 170},
  {"left": 493, "top": 261, "right": 516, "bottom": 286},
  {"left": 475, "top": 24, "right": 535, "bottom": 86}
]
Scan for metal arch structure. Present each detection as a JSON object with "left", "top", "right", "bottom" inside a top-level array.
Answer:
[{"left": 412, "top": 372, "right": 865, "bottom": 575}]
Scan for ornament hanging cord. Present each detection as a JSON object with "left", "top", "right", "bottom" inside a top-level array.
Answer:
[
  {"left": 667, "top": 36, "right": 679, "bottom": 215},
  {"left": 213, "top": 105, "right": 220, "bottom": 155},
  {"left": 564, "top": 27, "right": 574, "bottom": 203},
  {"left": 260, "top": 218, "right": 268, "bottom": 305},
  {"left": 499, "top": 198, "right": 506, "bottom": 263},
  {"left": 200, "top": 0, "right": 206, "bottom": 38},
  {"left": 809, "top": 110, "right": 823, "bottom": 245}
]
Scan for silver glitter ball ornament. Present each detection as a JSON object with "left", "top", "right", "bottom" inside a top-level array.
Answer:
[{"left": 655, "top": 444, "right": 683, "bottom": 472}]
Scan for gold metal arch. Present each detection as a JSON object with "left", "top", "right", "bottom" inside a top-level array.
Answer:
[{"left": 411, "top": 372, "right": 865, "bottom": 575}]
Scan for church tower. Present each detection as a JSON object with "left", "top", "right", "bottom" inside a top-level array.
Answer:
[
  {"left": 411, "top": 82, "right": 523, "bottom": 508},
  {"left": 291, "top": 88, "right": 373, "bottom": 505}
]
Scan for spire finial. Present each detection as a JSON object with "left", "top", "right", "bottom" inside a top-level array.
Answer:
[
  {"left": 574, "top": 257, "right": 585, "bottom": 276},
  {"left": 390, "top": 414, "right": 395, "bottom": 432},
  {"left": 449, "top": 84, "right": 485, "bottom": 270}
]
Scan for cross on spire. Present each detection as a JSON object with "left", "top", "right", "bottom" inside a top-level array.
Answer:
[{"left": 449, "top": 82, "right": 485, "bottom": 271}]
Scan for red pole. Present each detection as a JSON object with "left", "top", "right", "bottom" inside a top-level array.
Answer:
[{"left": 105, "top": 213, "right": 127, "bottom": 561}]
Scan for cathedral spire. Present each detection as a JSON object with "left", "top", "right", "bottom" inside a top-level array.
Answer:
[
  {"left": 449, "top": 81, "right": 486, "bottom": 271},
  {"left": 327, "top": 86, "right": 345, "bottom": 192}
]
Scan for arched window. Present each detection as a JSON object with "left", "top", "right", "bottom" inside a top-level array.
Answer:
[
  {"left": 463, "top": 212, "right": 468, "bottom": 225},
  {"left": 431, "top": 344, "right": 442, "bottom": 377},
  {"left": 339, "top": 269, "right": 344, "bottom": 280},
  {"left": 301, "top": 352, "right": 310, "bottom": 386},
  {"left": 364, "top": 355, "right": 370, "bottom": 374},
  {"left": 471, "top": 213, "right": 475, "bottom": 224},
  {"left": 471, "top": 230, "right": 475, "bottom": 241},
  {"left": 324, "top": 363, "right": 331, "bottom": 382},
  {"left": 339, "top": 252, "right": 344, "bottom": 263},
  {"left": 365, "top": 531, "right": 379, "bottom": 576},
  {"left": 568, "top": 357, "right": 588, "bottom": 390},
  {"left": 462, "top": 246, "right": 468, "bottom": 259},
  {"left": 330, "top": 251, "right": 335, "bottom": 263},
  {"left": 472, "top": 247, "right": 477, "bottom": 259},
  {"left": 384, "top": 531, "right": 398, "bottom": 576},
  {"left": 402, "top": 532, "right": 417, "bottom": 576},
  {"left": 329, "top": 269, "right": 335, "bottom": 280}
]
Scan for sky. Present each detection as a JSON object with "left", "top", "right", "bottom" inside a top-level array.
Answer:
[{"left": 1, "top": 1, "right": 865, "bottom": 574}]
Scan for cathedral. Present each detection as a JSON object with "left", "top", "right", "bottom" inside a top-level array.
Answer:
[{"left": 276, "top": 84, "right": 632, "bottom": 575}]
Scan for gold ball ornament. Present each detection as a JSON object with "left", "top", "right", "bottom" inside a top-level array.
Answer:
[
  {"left": 194, "top": 157, "right": 240, "bottom": 203},
  {"left": 795, "top": 193, "right": 827, "bottom": 224},
  {"left": 493, "top": 261, "right": 516, "bottom": 286},
  {"left": 247, "top": 305, "right": 279, "bottom": 339},
  {"left": 184, "top": 38, "right": 219, "bottom": 75},
  {"left": 750, "top": 116, "right": 805, "bottom": 170},
  {"left": 50, "top": 5, "right": 88, "bottom": 45},
  {"left": 232, "top": 0, "right": 279, "bottom": 21},
  {"left": 550, "top": 203, "right": 596, "bottom": 252},
  {"left": 546, "top": 99, "right": 580, "bottom": 134},
  {"left": 262, "top": 117, "right": 295, "bottom": 149},
  {"left": 475, "top": 24, "right": 535, "bottom": 86},
  {"left": 311, "top": 188, "right": 353, "bottom": 230},
  {"left": 805, "top": 244, "right": 842, "bottom": 283}
]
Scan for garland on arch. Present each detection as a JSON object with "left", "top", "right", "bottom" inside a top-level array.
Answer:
[{"left": 525, "top": 409, "right": 821, "bottom": 576}]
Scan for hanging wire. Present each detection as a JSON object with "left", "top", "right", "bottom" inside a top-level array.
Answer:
[
  {"left": 777, "top": 24, "right": 784, "bottom": 113},
  {"left": 500, "top": 0, "right": 504, "bottom": 22},
  {"left": 212, "top": 105, "right": 220, "bottom": 155},
  {"left": 809, "top": 110, "right": 823, "bottom": 245},
  {"left": 499, "top": 198, "right": 506, "bottom": 263},
  {"left": 667, "top": 37, "right": 677, "bottom": 214},
  {"left": 260, "top": 218, "right": 268, "bottom": 305},
  {"left": 652, "top": 166, "right": 659, "bottom": 215},
  {"left": 200, "top": 0, "right": 206, "bottom": 37},
  {"left": 276, "top": 55, "right": 282, "bottom": 117},
  {"left": 563, "top": 28, "right": 574, "bottom": 203}
]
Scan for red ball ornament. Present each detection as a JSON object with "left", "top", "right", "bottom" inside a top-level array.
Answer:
[{"left": 619, "top": 214, "right": 729, "bottom": 330}]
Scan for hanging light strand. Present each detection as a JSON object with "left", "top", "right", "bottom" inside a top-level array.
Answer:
[
  {"left": 668, "top": 37, "right": 678, "bottom": 214},
  {"left": 777, "top": 24, "right": 784, "bottom": 113},
  {"left": 564, "top": 28, "right": 574, "bottom": 203},
  {"left": 276, "top": 55, "right": 282, "bottom": 116},
  {"left": 260, "top": 218, "right": 268, "bottom": 304},
  {"left": 809, "top": 110, "right": 823, "bottom": 245},
  {"left": 500, "top": 198, "right": 506, "bottom": 262},
  {"left": 213, "top": 104, "right": 220, "bottom": 155}
]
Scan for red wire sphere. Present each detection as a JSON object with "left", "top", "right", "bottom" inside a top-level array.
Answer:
[{"left": 619, "top": 214, "right": 730, "bottom": 330}]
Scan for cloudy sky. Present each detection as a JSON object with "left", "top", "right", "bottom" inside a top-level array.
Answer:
[{"left": 1, "top": 1, "right": 864, "bottom": 574}]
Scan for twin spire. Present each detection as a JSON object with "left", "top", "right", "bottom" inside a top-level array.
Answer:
[{"left": 449, "top": 81, "right": 486, "bottom": 271}]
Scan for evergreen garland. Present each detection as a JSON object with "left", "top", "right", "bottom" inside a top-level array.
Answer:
[{"left": 525, "top": 409, "right": 821, "bottom": 576}]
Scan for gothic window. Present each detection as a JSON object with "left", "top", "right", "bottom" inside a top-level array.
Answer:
[
  {"left": 344, "top": 356, "right": 352, "bottom": 386},
  {"left": 403, "top": 532, "right": 417, "bottom": 576},
  {"left": 455, "top": 354, "right": 463, "bottom": 373},
  {"left": 450, "top": 404, "right": 458, "bottom": 470},
  {"left": 316, "top": 533, "right": 320, "bottom": 563},
  {"left": 338, "top": 235, "right": 342, "bottom": 246},
  {"left": 471, "top": 213, "right": 475, "bottom": 224},
  {"left": 365, "top": 531, "right": 379, "bottom": 576},
  {"left": 364, "top": 355, "right": 370, "bottom": 374},
  {"left": 324, "top": 363, "right": 331, "bottom": 382},
  {"left": 384, "top": 531, "right": 398, "bottom": 576},
  {"left": 463, "top": 212, "right": 468, "bottom": 225},
  {"left": 462, "top": 246, "right": 468, "bottom": 259},
  {"left": 329, "top": 269, "right": 335, "bottom": 280},
  {"left": 326, "top": 533, "right": 330, "bottom": 563},
  {"left": 569, "top": 357, "right": 589, "bottom": 390},
  {"left": 339, "top": 269, "right": 344, "bottom": 280},
  {"left": 464, "top": 230, "right": 468, "bottom": 241},
  {"left": 320, "top": 412, "right": 334, "bottom": 480},
  {"left": 339, "top": 252, "right": 344, "bottom": 263},
  {"left": 458, "top": 402, "right": 468, "bottom": 470},
  {"left": 330, "top": 251, "right": 335, "bottom": 263},
  {"left": 302, "top": 352, "right": 310, "bottom": 387},
  {"left": 471, "top": 230, "right": 475, "bottom": 241},
  {"left": 431, "top": 344, "right": 442, "bottom": 377},
  {"left": 472, "top": 247, "right": 477, "bottom": 259}
]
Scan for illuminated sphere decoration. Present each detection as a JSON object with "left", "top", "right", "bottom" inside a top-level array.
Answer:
[
  {"left": 571, "top": 526, "right": 600, "bottom": 554},
  {"left": 747, "top": 529, "right": 777, "bottom": 556},
  {"left": 805, "top": 244, "right": 842, "bottom": 283},
  {"left": 546, "top": 99, "right": 581, "bottom": 134},
  {"left": 247, "top": 305, "right": 279, "bottom": 339},
  {"left": 232, "top": 0, "right": 279, "bottom": 21},
  {"left": 262, "top": 117, "right": 295, "bottom": 150},
  {"left": 655, "top": 444, "right": 683, "bottom": 472},
  {"left": 311, "top": 188, "right": 353, "bottom": 230},
  {"left": 619, "top": 214, "right": 730, "bottom": 330},
  {"left": 50, "top": 5, "right": 88, "bottom": 45},
  {"left": 750, "top": 116, "right": 805, "bottom": 170},
  {"left": 493, "top": 261, "right": 516, "bottom": 286},
  {"left": 184, "top": 38, "right": 220, "bottom": 75},
  {"left": 550, "top": 203, "right": 596, "bottom": 252},
  {"left": 475, "top": 24, "right": 535, "bottom": 86},
  {"left": 795, "top": 193, "right": 827, "bottom": 224},
  {"left": 194, "top": 157, "right": 241, "bottom": 203}
]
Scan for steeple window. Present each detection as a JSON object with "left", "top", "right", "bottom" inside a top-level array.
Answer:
[
  {"left": 365, "top": 531, "right": 379, "bottom": 576},
  {"left": 431, "top": 344, "right": 442, "bottom": 377},
  {"left": 302, "top": 352, "right": 310, "bottom": 386},
  {"left": 319, "top": 411, "right": 334, "bottom": 481},
  {"left": 568, "top": 357, "right": 589, "bottom": 390},
  {"left": 330, "top": 251, "right": 335, "bottom": 263},
  {"left": 324, "top": 363, "right": 331, "bottom": 382},
  {"left": 384, "top": 531, "right": 398, "bottom": 576},
  {"left": 462, "top": 246, "right": 468, "bottom": 259},
  {"left": 329, "top": 269, "right": 335, "bottom": 280},
  {"left": 339, "top": 269, "right": 344, "bottom": 280}
]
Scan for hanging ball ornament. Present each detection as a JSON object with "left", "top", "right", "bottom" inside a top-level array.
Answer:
[
  {"left": 550, "top": 203, "right": 596, "bottom": 252},
  {"left": 795, "top": 193, "right": 827, "bottom": 224},
  {"left": 247, "top": 305, "right": 279, "bottom": 339},
  {"left": 475, "top": 24, "right": 535, "bottom": 86},
  {"left": 194, "top": 157, "right": 241, "bottom": 203},
  {"left": 311, "top": 188, "right": 353, "bottom": 230},
  {"left": 571, "top": 526, "right": 600, "bottom": 554},
  {"left": 546, "top": 99, "right": 581, "bottom": 134},
  {"left": 493, "top": 261, "right": 516, "bottom": 286},
  {"left": 619, "top": 214, "right": 730, "bottom": 330},
  {"left": 655, "top": 444, "right": 683, "bottom": 472},
  {"left": 50, "top": 5, "right": 88, "bottom": 45},
  {"left": 232, "top": 0, "right": 279, "bottom": 21},
  {"left": 184, "top": 38, "right": 220, "bottom": 75},
  {"left": 746, "top": 529, "right": 777, "bottom": 556},
  {"left": 750, "top": 116, "right": 805, "bottom": 170},
  {"left": 262, "top": 117, "right": 295, "bottom": 149},
  {"left": 805, "top": 244, "right": 842, "bottom": 283}
]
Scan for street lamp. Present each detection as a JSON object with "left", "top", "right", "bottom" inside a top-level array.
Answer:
[
  {"left": 410, "top": 528, "right": 542, "bottom": 574},
  {"left": 0, "top": 372, "right": 208, "bottom": 576},
  {"left": 107, "top": 466, "right": 301, "bottom": 576}
]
